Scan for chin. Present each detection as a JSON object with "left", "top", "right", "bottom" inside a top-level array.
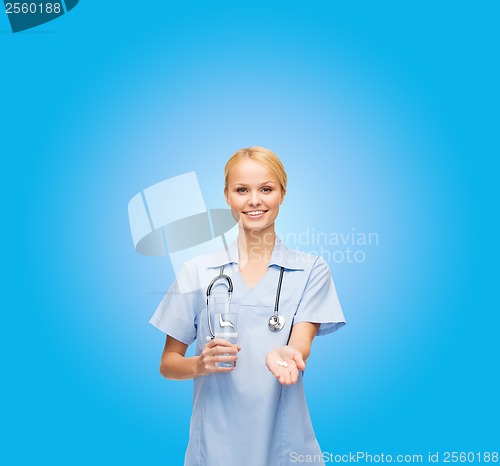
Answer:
[{"left": 240, "top": 221, "right": 275, "bottom": 233}]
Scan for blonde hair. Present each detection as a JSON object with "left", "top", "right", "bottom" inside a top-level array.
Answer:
[{"left": 224, "top": 146, "right": 287, "bottom": 193}]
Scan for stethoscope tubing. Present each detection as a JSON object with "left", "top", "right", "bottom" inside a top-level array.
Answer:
[
  {"left": 206, "top": 266, "right": 233, "bottom": 339},
  {"left": 206, "top": 265, "right": 285, "bottom": 338}
]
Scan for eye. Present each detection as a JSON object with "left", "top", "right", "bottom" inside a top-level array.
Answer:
[
  {"left": 236, "top": 187, "right": 248, "bottom": 193},
  {"left": 261, "top": 187, "right": 272, "bottom": 193}
]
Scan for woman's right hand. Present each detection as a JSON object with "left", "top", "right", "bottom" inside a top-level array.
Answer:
[{"left": 196, "top": 338, "right": 241, "bottom": 376}]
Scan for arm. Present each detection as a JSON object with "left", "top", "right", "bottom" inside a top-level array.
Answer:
[
  {"left": 288, "top": 321, "right": 320, "bottom": 361},
  {"left": 265, "top": 322, "right": 320, "bottom": 385},
  {"left": 159, "top": 335, "right": 240, "bottom": 380}
]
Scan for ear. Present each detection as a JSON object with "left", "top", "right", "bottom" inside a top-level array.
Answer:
[
  {"left": 280, "top": 190, "right": 286, "bottom": 205},
  {"left": 224, "top": 187, "right": 230, "bottom": 205}
]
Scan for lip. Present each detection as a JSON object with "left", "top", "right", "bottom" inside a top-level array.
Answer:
[{"left": 242, "top": 209, "right": 269, "bottom": 219}]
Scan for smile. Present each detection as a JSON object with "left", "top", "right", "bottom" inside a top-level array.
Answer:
[{"left": 243, "top": 210, "right": 268, "bottom": 217}]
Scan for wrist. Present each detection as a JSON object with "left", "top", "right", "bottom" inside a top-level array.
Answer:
[
  {"left": 287, "top": 341, "right": 309, "bottom": 361},
  {"left": 192, "top": 355, "right": 203, "bottom": 378}
]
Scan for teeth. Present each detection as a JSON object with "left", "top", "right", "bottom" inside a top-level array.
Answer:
[{"left": 246, "top": 211, "right": 265, "bottom": 216}]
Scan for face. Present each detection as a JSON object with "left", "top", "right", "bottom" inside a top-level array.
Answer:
[{"left": 224, "top": 158, "right": 284, "bottom": 234}]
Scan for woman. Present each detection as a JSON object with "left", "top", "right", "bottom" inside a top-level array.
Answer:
[{"left": 150, "top": 146, "right": 345, "bottom": 466}]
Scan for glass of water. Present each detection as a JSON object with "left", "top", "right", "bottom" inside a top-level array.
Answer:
[{"left": 212, "top": 298, "right": 238, "bottom": 368}]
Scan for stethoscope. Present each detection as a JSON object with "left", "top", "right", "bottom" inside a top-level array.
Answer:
[{"left": 206, "top": 265, "right": 286, "bottom": 338}]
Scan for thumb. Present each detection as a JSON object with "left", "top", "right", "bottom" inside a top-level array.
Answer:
[{"left": 292, "top": 351, "right": 306, "bottom": 370}]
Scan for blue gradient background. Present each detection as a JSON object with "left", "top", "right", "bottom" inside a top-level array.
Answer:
[{"left": 2, "top": 1, "right": 498, "bottom": 464}]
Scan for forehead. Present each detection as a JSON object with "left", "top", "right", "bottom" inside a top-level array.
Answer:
[{"left": 227, "top": 158, "right": 278, "bottom": 185}]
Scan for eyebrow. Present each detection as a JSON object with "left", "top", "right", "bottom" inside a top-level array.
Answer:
[{"left": 233, "top": 180, "right": 276, "bottom": 187}]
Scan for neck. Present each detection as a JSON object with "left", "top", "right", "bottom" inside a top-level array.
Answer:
[{"left": 238, "top": 226, "right": 276, "bottom": 265}]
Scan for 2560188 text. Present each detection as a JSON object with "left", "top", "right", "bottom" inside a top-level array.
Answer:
[{"left": 5, "top": 3, "right": 62, "bottom": 14}]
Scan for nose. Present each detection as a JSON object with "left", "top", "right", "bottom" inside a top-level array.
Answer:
[{"left": 248, "top": 191, "right": 262, "bottom": 206}]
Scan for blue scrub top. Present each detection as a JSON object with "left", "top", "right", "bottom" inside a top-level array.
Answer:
[{"left": 150, "top": 237, "right": 346, "bottom": 466}]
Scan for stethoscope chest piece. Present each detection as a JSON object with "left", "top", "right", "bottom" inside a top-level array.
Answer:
[{"left": 268, "top": 314, "right": 285, "bottom": 332}]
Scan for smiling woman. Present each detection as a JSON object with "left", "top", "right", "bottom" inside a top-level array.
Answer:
[
  {"left": 224, "top": 149, "right": 286, "bottom": 266},
  {"left": 149, "top": 146, "right": 346, "bottom": 466}
]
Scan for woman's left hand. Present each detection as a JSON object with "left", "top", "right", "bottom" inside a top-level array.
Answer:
[{"left": 265, "top": 346, "right": 306, "bottom": 385}]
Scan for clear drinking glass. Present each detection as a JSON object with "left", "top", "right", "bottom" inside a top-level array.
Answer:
[{"left": 212, "top": 297, "right": 238, "bottom": 368}]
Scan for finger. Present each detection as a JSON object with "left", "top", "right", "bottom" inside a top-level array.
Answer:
[
  {"left": 284, "top": 368, "right": 292, "bottom": 385},
  {"left": 204, "top": 356, "right": 237, "bottom": 374},
  {"left": 213, "top": 366, "right": 235, "bottom": 373},
  {"left": 281, "top": 370, "right": 293, "bottom": 385},
  {"left": 204, "top": 339, "right": 219, "bottom": 348},
  {"left": 290, "top": 365, "right": 299, "bottom": 384},
  {"left": 209, "top": 338, "right": 234, "bottom": 348},
  {"left": 213, "top": 345, "right": 239, "bottom": 355},
  {"left": 268, "top": 364, "right": 282, "bottom": 378},
  {"left": 213, "top": 354, "right": 238, "bottom": 364},
  {"left": 271, "top": 366, "right": 286, "bottom": 384},
  {"left": 292, "top": 352, "right": 306, "bottom": 371},
  {"left": 267, "top": 365, "right": 280, "bottom": 378}
]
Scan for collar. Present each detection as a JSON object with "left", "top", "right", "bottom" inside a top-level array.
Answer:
[{"left": 207, "top": 237, "right": 305, "bottom": 270}]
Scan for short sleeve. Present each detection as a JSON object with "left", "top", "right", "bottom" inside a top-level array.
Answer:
[
  {"left": 293, "top": 256, "right": 346, "bottom": 336},
  {"left": 149, "top": 261, "right": 202, "bottom": 345}
]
